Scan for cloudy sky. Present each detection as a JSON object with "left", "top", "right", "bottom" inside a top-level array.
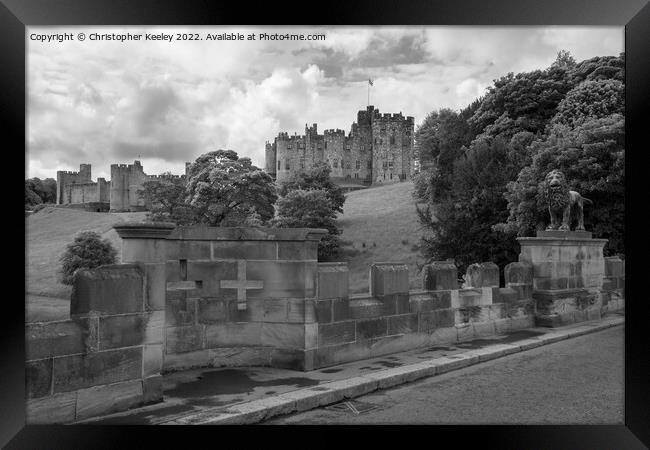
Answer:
[{"left": 27, "top": 26, "right": 623, "bottom": 180}]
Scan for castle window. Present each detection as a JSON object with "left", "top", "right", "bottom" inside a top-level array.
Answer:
[
  {"left": 285, "top": 160, "right": 290, "bottom": 170},
  {"left": 382, "top": 161, "right": 388, "bottom": 169},
  {"left": 288, "top": 144, "right": 292, "bottom": 149},
  {"left": 324, "top": 141, "right": 327, "bottom": 149},
  {"left": 355, "top": 160, "right": 360, "bottom": 170},
  {"left": 390, "top": 173, "right": 393, "bottom": 180},
  {"left": 346, "top": 162, "right": 351, "bottom": 169},
  {"left": 278, "top": 160, "right": 281, "bottom": 170},
  {"left": 341, "top": 159, "right": 344, "bottom": 168},
  {"left": 374, "top": 138, "right": 378, "bottom": 144},
  {"left": 390, "top": 135, "right": 396, "bottom": 145},
  {"left": 367, "top": 161, "right": 372, "bottom": 169},
  {"left": 361, "top": 145, "right": 365, "bottom": 151},
  {"left": 333, "top": 160, "right": 338, "bottom": 168},
  {"left": 388, "top": 161, "right": 394, "bottom": 169},
  {"left": 300, "top": 160, "right": 305, "bottom": 169}
]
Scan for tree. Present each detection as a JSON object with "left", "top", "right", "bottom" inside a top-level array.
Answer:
[
  {"left": 272, "top": 189, "right": 341, "bottom": 260},
  {"left": 25, "top": 177, "right": 57, "bottom": 209},
  {"left": 59, "top": 231, "right": 117, "bottom": 285},
  {"left": 551, "top": 79, "right": 624, "bottom": 128},
  {"left": 417, "top": 135, "right": 526, "bottom": 275},
  {"left": 502, "top": 114, "right": 625, "bottom": 255},
  {"left": 185, "top": 150, "right": 278, "bottom": 226},
  {"left": 25, "top": 182, "right": 42, "bottom": 209},
  {"left": 139, "top": 173, "right": 196, "bottom": 225},
  {"left": 278, "top": 162, "right": 345, "bottom": 213}
]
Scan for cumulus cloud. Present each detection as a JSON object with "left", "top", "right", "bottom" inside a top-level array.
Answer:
[{"left": 27, "top": 25, "right": 623, "bottom": 180}]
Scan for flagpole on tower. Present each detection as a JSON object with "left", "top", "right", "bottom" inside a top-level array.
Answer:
[{"left": 368, "top": 78, "right": 373, "bottom": 106}]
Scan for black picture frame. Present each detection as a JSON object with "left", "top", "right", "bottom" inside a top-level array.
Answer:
[{"left": 4, "top": 0, "right": 648, "bottom": 447}]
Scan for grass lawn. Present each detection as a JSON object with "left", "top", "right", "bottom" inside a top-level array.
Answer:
[
  {"left": 26, "top": 207, "right": 147, "bottom": 300},
  {"left": 336, "top": 181, "right": 429, "bottom": 294}
]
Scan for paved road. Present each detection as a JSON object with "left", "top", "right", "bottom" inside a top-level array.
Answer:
[{"left": 266, "top": 326, "right": 624, "bottom": 424}]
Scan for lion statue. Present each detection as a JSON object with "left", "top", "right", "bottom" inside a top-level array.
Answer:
[{"left": 542, "top": 169, "right": 593, "bottom": 231}]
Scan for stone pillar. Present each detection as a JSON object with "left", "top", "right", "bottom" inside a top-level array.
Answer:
[
  {"left": 422, "top": 260, "right": 458, "bottom": 291},
  {"left": 113, "top": 222, "right": 176, "bottom": 399},
  {"left": 517, "top": 230, "right": 607, "bottom": 327},
  {"left": 370, "top": 262, "right": 410, "bottom": 315}
]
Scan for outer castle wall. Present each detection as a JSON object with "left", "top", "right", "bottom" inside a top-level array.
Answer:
[{"left": 267, "top": 106, "right": 414, "bottom": 185}]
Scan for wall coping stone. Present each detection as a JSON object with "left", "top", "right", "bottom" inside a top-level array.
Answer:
[
  {"left": 114, "top": 222, "right": 176, "bottom": 239},
  {"left": 536, "top": 230, "right": 592, "bottom": 239},
  {"left": 166, "top": 226, "right": 328, "bottom": 242},
  {"left": 517, "top": 237, "right": 607, "bottom": 245}
]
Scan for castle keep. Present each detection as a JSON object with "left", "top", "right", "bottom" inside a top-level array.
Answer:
[
  {"left": 265, "top": 106, "right": 415, "bottom": 185},
  {"left": 56, "top": 160, "right": 189, "bottom": 212}
]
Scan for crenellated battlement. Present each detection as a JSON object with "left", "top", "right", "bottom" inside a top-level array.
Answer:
[{"left": 266, "top": 105, "right": 414, "bottom": 185}]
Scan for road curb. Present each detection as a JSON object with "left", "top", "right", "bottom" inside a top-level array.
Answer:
[{"left": 161, "top": 315, "right": 624, "bottom": 425}]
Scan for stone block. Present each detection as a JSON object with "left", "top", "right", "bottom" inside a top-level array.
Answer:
[
  {"left": 455, "top": 288, "right": 483, "bottom": 307},
  {"left": 419, "top": 308, "right": 455, "bottom": 332},
  {"left": 286, "top": 298, "right": 314, "bottom": 323},
  {"left": 602, "top": 277, "right": 616, "bottom": 291},
  {"left": 52, "top": 347, "right": 143, "bottom": 393},
  {"left": 586, "top": 307, "right": 601, "bottom": 321},
  {"left": 261, "top": 323, "right": 306, "bottom": 349},
  {"left": 197, "top": 298, "right": 229, "bottom": 324},
  {"left": 163, "top": 349, "right": 211, "bottom": 371},
  {"left": 246, "top": 261, "right": 317, "bottom": 299},
  {"left": 422, "top": 261, "right": 458, "bottom": 290},
  {"left": 143, "top": 263, "right": 166, "bottom": 311},
  {"left": 26, "top": 358, "right": 52, "bottom": 398},
  {"left": 170, "top": 240, "right": 211, "bottom": 260},
  {"left": 278, "top": 241, "right": 318, "bottom": 260},
  {"left": 270, "top": 348, "right": 308, "bottom": 371},
  {"left": 465, "top": 262, "right": 499, "bottom": 288},
  {"left": 370, "top": 262, "right": 409, "bottom": 296},
  {"left": 26, "top": 319, "right": 95, "bottom": 360},
  {"left": 456, "top": 323, "right": 475, "bottom": 342},
  {"left": 165, "top": 260, "right": 182, "bottom": 283},
  {"left": 507, "top": 300, "right": 534, "bottom": 318},
  {"left": 349, "top": 298, "right": 384, "bottom": 319},
  {"left": 186, "top": 260, "right": 237, "bottom": 298},
  {"left": 143, "top": 344, "right": 163, "bottom": 377},
  {"left": 98, "top": 314, "right": 146, "bottom": 350},
  {"left": 356, "top": 318, "right": 388, "bottom": 340},
  {"left": 204, "top": 322, "right": 262, "bottom": 348},
  {"left": 261, "top": 299, "right": 288, "bottom": 322},
  {"left": 305, "top": 323, "right": 318, "bottom": 349},
  {"left": 318, "top": 321, "right": 356, "bottom": 346},
  {"left": 504, "top": 261, "right": 533, "bottom": 285},
  {"left": 508, "top": 283, "right": 532, "bottom": 300},
  {"left": 472, "top": 321, "right": 496, "bottom": 337},
  {"left": 75, "top": 379, "right": 143, "bottom": 421},
  {"left": 165, "top": 325, "right": 204, "bottom": 354},
  {"left": 26, "top": 391, "right": 77, "bottom": 424},
  {"left": 166, "top": 296, "right": 197, "bottom": 326},
  {"left": 143, "top": 375, "right": 164, "bottom": 404},
  {"left": 314, "top": 299, "right": 332, "bottom": 323},
  {"left": 209, "top": 347, "right": 272, "bottom": 368},
  {"left": 386, "top": 314, "right": 418, "bottom": 335},
  {"left": 317, "top": 263, "right": 349, "bottom": 299},
  {"left": 212, "top": 241, "right": 278, "bottom": 260},
  {"left": 573, "top": 309, "right": 587, "bottom": 323},
  {"left": 227, "top": 298, "right": 264, "bottom": 323},
  {"left": 331, "top": 298, "right": 350, "bottom": 322},
  {"left": 71, "top": 264, "right": 145, "bottom": 316}
]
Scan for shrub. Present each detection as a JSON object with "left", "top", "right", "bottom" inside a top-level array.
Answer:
[{"left": 59, "top": 231, "right": 118, "bottom": 285}]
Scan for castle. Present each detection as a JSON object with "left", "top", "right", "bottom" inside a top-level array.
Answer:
[
  {"left": 56, "top": 160, "right": 189, "bottom": 212},
  {"left": 265, "top": 106, "right": 415, "bottom": 185}
]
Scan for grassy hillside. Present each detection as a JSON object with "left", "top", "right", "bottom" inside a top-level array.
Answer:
[
  {"left": 26, "top": 207, "right": 147, "bottom": 299},
  {"left": 337, "top": 181, "right": 427, "bottom": 294}
]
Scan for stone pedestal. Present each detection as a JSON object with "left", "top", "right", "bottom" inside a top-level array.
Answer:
[{"left": 517, "top": 231, "right": 607, "bottom": 327}]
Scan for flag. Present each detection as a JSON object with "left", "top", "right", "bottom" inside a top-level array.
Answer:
[{"left": 368, "top": 78, "right": 373, "bottom": 86}]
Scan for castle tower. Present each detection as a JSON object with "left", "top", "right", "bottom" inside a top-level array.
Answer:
[{"left": 56, "top": 164, "right": 92, "bottom": 204}]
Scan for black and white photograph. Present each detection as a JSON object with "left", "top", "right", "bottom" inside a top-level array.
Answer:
[{"left": 7, "top": 1, "right": 646, "bottom": 441}]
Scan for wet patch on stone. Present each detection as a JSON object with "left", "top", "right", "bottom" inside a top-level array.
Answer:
[
  {"left": 319, "top": 368, "right": 343, "bottom": 374},
  {"left": 164, "top": 368, "right": 320, "bottom": 399},
  {"left": 456, "top": 329, "right": 545, "bottom": 349},
  {"left": 92, "top": 403, "right": 196, "bottom": 425},
  {"left": 310, "top": 386, "right": 330, "bottom": 391},
  {"left": 375, "top": 360, "right": 403, "bottom": 368}
]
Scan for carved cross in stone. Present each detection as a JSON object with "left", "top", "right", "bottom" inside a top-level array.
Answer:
[{"left": 220, "top": 260, "right": 263, "bottom": 310}]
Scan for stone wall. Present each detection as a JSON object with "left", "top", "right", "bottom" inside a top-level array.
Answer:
[
  {"left": 161, "top": 226, "right": 327, "bottom": 372},
  {"left": 25, "top": 264, "right": 164, "bottom": 424},
  {"left": 307, "top": 261, "right": 535, "bottom": 369}
]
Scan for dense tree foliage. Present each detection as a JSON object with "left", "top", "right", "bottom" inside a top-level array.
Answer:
[
  {"left": 59, "top": 231, "right": 117, "bottom": 285},
  {"left": 25, "top": 177, "right": 56, "bottom": 209},
  {"left": 278, "top": 162, "right": 346, "bottom": 213},
  {"left": 272, "top": 189, "right": 341, "bottom": 260},
  {"left": 184, "top": 150, "right": 278, "bottom": 226},
  {"left": 140, "top": 173, "right": 196, "bottom": 225},
  {"left": 416, "top": 51, "right": 625, "bottom": 273}
]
